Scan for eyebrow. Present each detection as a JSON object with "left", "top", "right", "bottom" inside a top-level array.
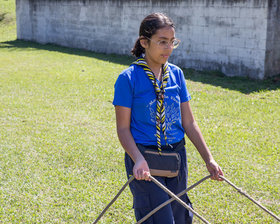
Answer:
[{"left": 157, "top": 36, "right": 176, "bottom": 40}]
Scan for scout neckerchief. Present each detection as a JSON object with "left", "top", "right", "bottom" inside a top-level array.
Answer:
[{"left": 132, "top": 54, "right": 169, "bottom": 153}]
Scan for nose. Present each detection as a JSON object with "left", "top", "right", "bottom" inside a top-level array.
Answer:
[{"left": 164, "top": 42, "right": 173, "bottom": 49}]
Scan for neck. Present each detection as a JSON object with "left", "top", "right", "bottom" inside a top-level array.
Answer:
[{"left": 144, "top": 56, "right": 162, "bottom": 79}]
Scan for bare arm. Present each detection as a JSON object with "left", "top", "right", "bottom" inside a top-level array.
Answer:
[
  {"left": 181, "top": 101, "right": 223, "bottom": 181},
  {"left": 115, "top": 105, "right": 150, "bottom": 181}
]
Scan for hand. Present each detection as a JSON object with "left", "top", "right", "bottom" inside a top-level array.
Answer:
[
  {"left": 133, "top": 158, "right": 151, "bottom": 181},
  {"left": 206, "top": 160, "right": 224, "bottom": 181}
]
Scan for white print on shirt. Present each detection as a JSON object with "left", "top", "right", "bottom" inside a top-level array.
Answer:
[{"left": 147, "top": 95, "right": 180, "bottom": 140}]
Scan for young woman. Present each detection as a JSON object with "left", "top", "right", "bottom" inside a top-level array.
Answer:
[{"left": 113, "top": 13, "right": 223, "bottom": 224}]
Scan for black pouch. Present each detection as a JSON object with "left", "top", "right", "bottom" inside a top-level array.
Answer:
[{"left": 137, "top": 144, "right": 181, "bottom": 178}]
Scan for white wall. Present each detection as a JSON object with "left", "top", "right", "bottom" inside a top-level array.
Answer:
[{"left": 16, "top": 0, "right": 280, "bottom": 79}]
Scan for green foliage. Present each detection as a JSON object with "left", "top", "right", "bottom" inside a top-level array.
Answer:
[{"left": 0, "top": 0, "right": 279, "bottom": 223}]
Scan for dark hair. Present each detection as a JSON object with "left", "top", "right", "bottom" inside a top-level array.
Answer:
[{"left": 131, "top": 13, "right": 175, "bottom": 57}]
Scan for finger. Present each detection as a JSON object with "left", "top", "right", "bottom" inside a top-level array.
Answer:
[
  {"left": 217, "top": 168, "right": 224, "bottom": 181},
  {"left": 216, "top": 174, "right": 221, "bottom": 181},
  {"left": 134, "top": 172, "right": 140, "bottom": 180},
  {"left": 141, "top": 170, "right": 149, "bottom": 180},
  {"left": 133, "top": 169, "right": 138, "bottom": 180},
  {"left": 213, "top": 168, "right": 223, "bottom": 181},
  {"left": 219, "top": 167, "right": 224, "bottom": 176},
  {"left": 138, "top": 169, "right": 144, "bottom": 180},
  {"left": 135, "top": 169, "right": 143, "bottom": 180},
  {"left": 214, "top": 173, "right": 219, "bottom": 181},
  {"left": 210, "top": 171, "right": 216, "bottom": 180},
  {"left": 211, "top": 168, "right": 220, "bottom": 181},
  {"left": 143, "top": 171, "right": 148, "bottom": 180},
  {"left": 216, "top": 169, "right": 222, "bottom": 180},
  {"left": 143, "top": 171, "right": 151, "bottom": 181}
]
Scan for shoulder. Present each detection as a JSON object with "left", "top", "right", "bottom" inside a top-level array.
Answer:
[
  {"left": 168, "top": 63, "right": 184, "bottom": 75},
  {"left": 118, "top": 64, "right": 142, "bottom": 80},
  {"left": 115, "top": 64, "right": 143, "bottom": 90},
  {"left": 167, "top": 63, "right": 186, "bottom": 84}
]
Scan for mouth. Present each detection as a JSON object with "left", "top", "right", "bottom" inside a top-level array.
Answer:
[{"left": 161, "top": 54, "right": 170, "bottom": 59}]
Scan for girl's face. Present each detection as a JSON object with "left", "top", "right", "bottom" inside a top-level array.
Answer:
[{"left": 140, "top": 26, "right": 176, "bottom": 68}]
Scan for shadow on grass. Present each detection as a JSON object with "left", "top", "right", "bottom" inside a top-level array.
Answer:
[
  {"left": 0, "top": 12, "right": 14, "bottom": 25},
  {"left": 183, "top": 68, "right": 280, "bottom": 94},
  {"left": 0, "top": 39, "right": 133, "bottom": 66},
  {"left": 1, "top": 39, "right": 280, "bottom": 94},
  {"left": 0, "top": 13, "right": 6, "bottom": 22}
]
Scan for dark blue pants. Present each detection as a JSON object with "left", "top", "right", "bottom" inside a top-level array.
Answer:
[{"left": 125, "top": 143, "right": 193, "bottom": 224}]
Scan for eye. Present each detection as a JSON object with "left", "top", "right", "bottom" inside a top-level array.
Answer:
[{"left": 158, "top": 40, "right": 168, "bottom": 46}]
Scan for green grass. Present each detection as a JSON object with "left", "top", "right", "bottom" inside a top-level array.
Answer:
[
  {"left": 0, "top": 0, "right": 279, "bottom": 223},
  {"left": 0, "top": 0, "right": 16, "bottom": 42}
]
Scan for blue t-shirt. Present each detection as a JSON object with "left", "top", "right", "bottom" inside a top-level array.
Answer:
[{"left": 113, "top": 63, "right": 191, "bottom": 145}]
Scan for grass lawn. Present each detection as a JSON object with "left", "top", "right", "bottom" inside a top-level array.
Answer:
[{"left": 0, "top": 0, "right": 279, "bottom": 223}]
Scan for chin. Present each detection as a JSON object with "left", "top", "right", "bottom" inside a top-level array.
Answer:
[{"left": 161, "top": 58, "right": 169, "bottom": 64}]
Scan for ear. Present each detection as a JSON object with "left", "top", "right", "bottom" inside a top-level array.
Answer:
[{"left": 139, "top": 36, "right": 149, "bottom": 49}]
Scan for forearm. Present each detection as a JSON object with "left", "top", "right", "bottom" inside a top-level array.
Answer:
[
  {"left": 184, "top": 121, "right": 214, "bottom": 164},
  {"left": 115, "top": 106, "right": 150, "bottom": 180},
  {"left": 117, "top": 127, "right": 145, "bottom": 163},
  {"left": 181, "top": 102, "right": 223, "bottom": 180}
]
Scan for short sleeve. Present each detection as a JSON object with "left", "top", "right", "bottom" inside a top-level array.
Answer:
[
  {"left": 178, "top": 69, "right": 191, "bottom": 103},
  {"left": 113, "top": 73, "right": 133, "bottom": 108}
]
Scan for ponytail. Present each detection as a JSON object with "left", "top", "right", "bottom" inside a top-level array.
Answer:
[{"left": 131, "top": 38, "right": 145, "bottom": 58}]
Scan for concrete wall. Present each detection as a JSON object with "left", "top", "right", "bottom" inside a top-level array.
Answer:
[
  {"left": 265, "top": 0, "right": 280, "bottom": 78},
  {"left": 16, "top": 0, "right": 280, "bottom": 79}
]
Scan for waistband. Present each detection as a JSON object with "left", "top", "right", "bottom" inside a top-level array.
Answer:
[{"left": 138, "top": 138, "right": 185, "bottom": 151}]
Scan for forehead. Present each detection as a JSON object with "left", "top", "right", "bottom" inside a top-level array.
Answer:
[{"left": 153, "top": 26, "right": 175, "bottom": 39}]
